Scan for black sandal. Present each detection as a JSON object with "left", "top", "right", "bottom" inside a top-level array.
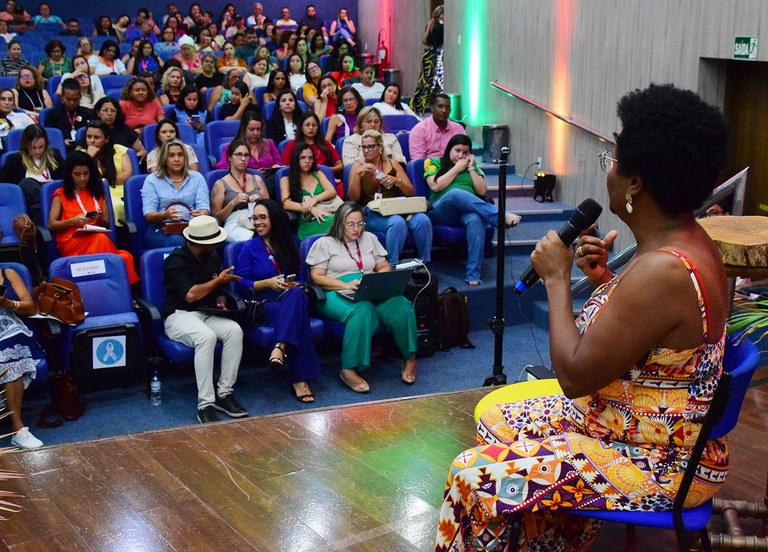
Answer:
[
  {"left": 292, "top": 383, "right": 315, "bottom": 403},
  {"left": 269, "top": 344, "right": 286, "bottom": 369}
]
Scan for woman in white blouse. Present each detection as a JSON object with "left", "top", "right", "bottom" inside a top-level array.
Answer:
[{"left": 306, "top": 202, "right": 418, "bottom": 393}]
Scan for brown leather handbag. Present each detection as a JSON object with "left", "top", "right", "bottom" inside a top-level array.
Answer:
[
  {"left": 38, "top": 373, "right": 86, "bottom": 427},
  {"left": 13, "top": 214, "right": 37, "bottom": 248},
  {"left": 162, "top": 201, "right": 192, "bottom": 234},
  {"left": 35, "top": 277, "right": 86, "bottom": 325}
]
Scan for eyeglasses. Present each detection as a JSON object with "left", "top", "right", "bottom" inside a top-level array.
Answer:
[
  {"left": 598, "top": 150, "right": 618, "bottom": 173},
  {"left": 361, "top": 144, "right": 378, "bottom": 150},
  {"left": 250, "top": 214, "right": 269, "bottom": 221},
  {"left": 344, "top": 221, "right": 365, "bottom": 229},
  {"left": 704, "top": 207, "right": 725, "bottom": 217},
  {"left": 99, "top": 108, "right": 117, "bottom": 113},
  {"left": 341, "top": 97, "right": 356, "bottom": 104},
  {"left": 231, "top": 152, "right": 250, "bottom": 158},
  {"left": 19, "top": 73, "right": 34, "bottom": 79}
]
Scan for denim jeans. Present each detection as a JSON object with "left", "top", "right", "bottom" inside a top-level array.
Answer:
[
  {"left": 364, "top": 208, "right": 432, "bottom": 265},
  {"left": 430, "top": 188, "right": 498, "bottom": 282}
]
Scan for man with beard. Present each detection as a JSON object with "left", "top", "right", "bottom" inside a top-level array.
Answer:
[{"left": 163, "top": 215, "right": 248, "bottom": 423}]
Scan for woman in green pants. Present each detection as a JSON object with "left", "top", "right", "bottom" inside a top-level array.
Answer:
[{"left": 306, "top": 202, "right": 418, "bottom": 392}]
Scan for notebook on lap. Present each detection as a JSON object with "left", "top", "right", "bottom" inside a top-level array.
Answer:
[{"left": 336, "top": 268, "right": 414, "bottom": 302}]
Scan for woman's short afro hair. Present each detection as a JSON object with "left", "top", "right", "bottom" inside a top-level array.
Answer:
[{"left": 614, "top": 83, "right": 729, "bottom": 214}]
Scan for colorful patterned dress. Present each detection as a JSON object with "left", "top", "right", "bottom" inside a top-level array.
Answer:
[{"left": 436, "top": 250, "right": 727, "bottom": 552}]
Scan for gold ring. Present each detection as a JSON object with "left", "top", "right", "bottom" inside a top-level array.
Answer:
[{"left": 576, "top": 246, "right": 584, "bottom": 257}]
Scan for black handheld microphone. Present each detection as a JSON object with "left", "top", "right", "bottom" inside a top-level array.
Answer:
[{"left": 514, "top": 198, "right": 602, "bottom": 295}]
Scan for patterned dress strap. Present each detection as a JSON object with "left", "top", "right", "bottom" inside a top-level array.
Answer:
[{"left": 656, "top": 249, "right": 711, "bottom": 343}]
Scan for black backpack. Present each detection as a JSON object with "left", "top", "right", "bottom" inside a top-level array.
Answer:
[{"left": 437, "top": 287, "right": 475, "bottom": 350}]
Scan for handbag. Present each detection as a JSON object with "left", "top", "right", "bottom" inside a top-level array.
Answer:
[
  {"left": 162, "top": 201, "right": 192, "bottom": 234},
  {"left": 38, "top": 373, "right": 86, "bottom": 427},
  {"left": 35, "top": 277, "right": 86, "bottom": 325},
  {"left": 243, "top": 289, "right": 287, "bottom": 327},
  {"left": 13, "top": 214, "right": 37, "bottom": 248},
  {"left": 368, "top": 196, "right": 428, "bottom": 216},
  {"left": 301, "top": 195, "right": 344, "bottom": 221}
]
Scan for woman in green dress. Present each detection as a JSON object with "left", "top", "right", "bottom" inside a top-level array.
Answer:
[{"left": 279, "top": 142, "right": 338, "bottom": 240}]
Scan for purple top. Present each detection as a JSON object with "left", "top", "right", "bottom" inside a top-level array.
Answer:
[
  {"left": 332, "top": 113, "right": 358, "bottom": 142},
  {"left": 215, "top": 139, "right": 284, "bottom": 170}
]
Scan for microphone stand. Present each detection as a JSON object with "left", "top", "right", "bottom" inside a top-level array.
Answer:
[{"left": 483, "top": 146, "right": 510, "bottom": 387}]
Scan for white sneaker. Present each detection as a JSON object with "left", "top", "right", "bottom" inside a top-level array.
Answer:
[{"left": 10, "top": 427, "right": 43, "bottom": 450}]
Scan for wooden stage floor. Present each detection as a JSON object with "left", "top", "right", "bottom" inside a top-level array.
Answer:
[{"left": 1, "top": 370, "right": 766, "bottom": 551}]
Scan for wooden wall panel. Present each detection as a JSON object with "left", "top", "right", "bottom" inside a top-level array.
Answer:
[{"left": 431, "top": 0, "right": 768, "bottom": 250}]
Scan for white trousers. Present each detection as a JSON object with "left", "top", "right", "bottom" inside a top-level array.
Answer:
[{"left": 165, "top": 310, "right": 244, "bottom": 409}]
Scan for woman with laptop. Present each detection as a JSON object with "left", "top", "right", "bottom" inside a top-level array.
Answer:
[{"left": 306, "top": 202, "right": 418, "bottom": 392}]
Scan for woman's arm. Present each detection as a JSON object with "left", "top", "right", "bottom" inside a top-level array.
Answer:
[
  {"left": 47, "top": 195, "right": 89, "bottom": 232},
  {"left": 347, "top": 161, "right": 365, "bottom": 201},
  {"left": 126, "top": 57, "right": 136, "bottom": 75},
  {"left": 42, "top": 89, "right": 53, "bottom": 108},
  {"left": 115, "top": 152, "right": 132, "bottom": 185},
  {"left": 468, "top": 156, "right": 486, "bottom": 196},
  {"left": 132, "top": 136, "right": 146, "bottom": 158},
  {"left": 225, "top": 95, "right": 251, "bottom": 120},
  {"left": 372, "top": 258, "right": 390, "bottom": 273},
  {"left": 4, "top": 268, "right": 35, "bottom": 316},
  {"left": 279, "top": 176, "right": 302, "bottom": 212},
  {"left": 310, "top": 266, "right": 359, "bottom": 291},
  {"left": 426, "top": 161, "right": 466, "bottom": 192},
  {"left": 325, "top": 114, "right": 341, "bottom": 142},
  {"left": 390, "top": 160, "right": 414, "bottom": 196},
  {"left": 254, "top": 174, "right": 269, "bottom": 199},
  {"left": 531, "top": 235, "right": 703, "bottom": 398},
  {"left": 314, "top": 170, "right": 337, "bottom": 202}
]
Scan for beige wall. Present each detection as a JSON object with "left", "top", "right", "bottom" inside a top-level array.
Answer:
[
  {"left": 357, "top": 0, "right": 430, "bottom": 96},
  {"left": 431, "top": 0, "right": 768, "bottom": 251}
]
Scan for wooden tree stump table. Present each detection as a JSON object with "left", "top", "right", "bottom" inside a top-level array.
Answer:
[{"left": 698, "top": 216, "right": 768, "bottom": 279}]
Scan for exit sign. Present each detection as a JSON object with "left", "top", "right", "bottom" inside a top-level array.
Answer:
[{"left": 734, "top": 36, "right": 758, "bottom": 60}]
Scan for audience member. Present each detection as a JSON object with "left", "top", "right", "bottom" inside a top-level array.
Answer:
[
  {"left": 307, "top": 202, "right": 418, "bottom": 391},
  {"left": 329, "top": 8, "right": 356, "bottom": 47},
  {"left": 409, "top": 93, "right": 465, "bottom": 159},
  {"left": 424, "top": 134, "right": 520, "bottom": 285},
  {"left": 326, "top": 86, "right": 363, "bottom": 142},
  {"left": 162, "top": 214, "right": 246, "bottom": 424},
  {"left": 146, "top": 119, "right": 199, "bottom": 173},
  {"left": 352, "top": 64, "right": 384, "bottom": 101},
  {"left": 14, "top": 66, "right": 52, "bottom": 120},
  {"left": 0, "top": 124, "right": 64, "bottom": 224},
  {"left": 76, "top": 37, "right": 95, "bottom": 60},
  {"left": 91, "top": 96, "right": 146, "bottom": 159},
  {"left": 158, "top": 65, "right": 185, "bottom": 106},
  {"left": 0, "top": 19, "right": 16, "bottom": 43},
  {"left": 348, "top": 130, "right": 431, "bottom": 266},
  {"left": 47, "top": 150, "right": 138, "bottom": 283},
  {"left": 372, "top": 82, "right": 416, "bottom": 116},
  {"left": 113, "top": 15, "right": 130, "bottom": 42},
  {"left": 0, "top": 39, "right": 29, "bottom": 76},
  {"left": 331, "top": 54, "right": 361, "bottom": 87},
  {"left": 220, "top": 79, "right": 258, "bottom": 121},
  {"left": 312, "top": 73, "right": 338, "bottom": 119},
  {"left": 0, "top": 86, "right": 33, "bottom": 148},
  {"left": 119, "top": 76, "right": 164, "bottom": 131},
  {"left": 154, "top": 26, "right": 178, "bottom": 59},
  {"left": 58, "top": 17, "right": 82, "bottom": 37},
  {"left": 126, "top": 39, "right": 163, "bottom": 81},
  {"left": 301, "top": 61, "right": 322, "bottom": 105},
  {"left": 214, "top": 111, "right": 283, "bottom": 195},
  {"left": 274, "top": 30, "right": 298, "bottom": 64},
  {"left": 210, "top": 139, "right": 269, "bottom": 241},
  {"left": 0, "top": 264, "right": 46, "bottom": 449},
  {"left": 309, "top": 32, "right": 329, "bottom": 61},
  {"left": 56, "top": 55, "right": 104, "bottom": 110},
  {"left": 38, "top": 39, "right": 71, "bottom": 80},
  {"left": 193, "top": 52, "right": 223, "bottom": 95},
  {"left": 243, "top": 56, "right": 269, "bottom": 90},
  {"left": 31, "top": 2, "right": 63, "bottom": 28},
  {"left": 246, "top": 3, "right": 268, "bottom": 29},
  {"left": 88, "top": 40, "right": 126, "bottom": 76},
  {"left": 141, "top": 138, "right": 209, "bottom": 249},
  {"left": 282, "top": 111, "right": 342, "bottom": 177},
  {"left": 217, "top": 41, "right": 248, "bottom": 74},
  {"left": 77, "top": 120, "right": 132, "bottom": 222},
  {"left": 275, "top": 6, "right": 297, "bottom": 33},
  {"left": 265, "top": 88, "right": 302, "bottom": 142},
  {"left": 196, "top": 24, "right": 219, "bottom": 52},
  {"left": 262, "top": 68, "right": 288, "bottom": 104},
  {"left": 286, "top": 54, "right": 306, "bottom": 92},
  {"left": 300, "top": 5, "right": 327, "bottom": 36},
  {"left": 45, "top": 78, "right": 93, "bottom": 151},
  {"left": 234, "top": 26, "right": 259, "bottom": 62},
  {"left": 174, "top": 35, "right": 201, "bottom": 74},
  {"left": 167, "top": 84, "right": 206, "bottom": 143},
  {"left": 235, "top": 198, "right": 321, "bottom": 402},
  {"left": 94, "top": 15, "right": 119, "bottom": 40},
  {"left": 341, "top": 106, "right": 405, "bottom": 165},
  {"left": 280, "top": 142, "right": 337, "bottom": 240}
]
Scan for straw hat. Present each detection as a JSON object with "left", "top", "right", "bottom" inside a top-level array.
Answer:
[{"left": 183, "top": 215, "right": 227, "bottom": 245}]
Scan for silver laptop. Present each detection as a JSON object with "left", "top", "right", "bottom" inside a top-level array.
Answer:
[{"left": 337, "top": 268, "right": 414, "bottom": 302}]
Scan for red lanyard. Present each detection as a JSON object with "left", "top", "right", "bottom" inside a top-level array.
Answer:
[
  {"left": 230, "top": 171, "right": 248, "bottom": 192},
  {"left": 342, "top": 239, "right": 363, "bottom": 272},
  {"left": 66, "top": 110, "right": 77, "bottom": 129},
  {"left": 263, "top": 239, "right": 281, "bottom": 274}
]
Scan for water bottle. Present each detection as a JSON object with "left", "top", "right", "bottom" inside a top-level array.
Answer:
[
  {"left": 150, "top": 370, "right": 162, "bottom": 405},
  {"left": 373, "top": 168, "right": 393, "bottom": 189}
]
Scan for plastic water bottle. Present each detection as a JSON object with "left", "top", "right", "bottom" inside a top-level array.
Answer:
[{"left": 150, "top": 370, "right": 162, "bottom": 405}]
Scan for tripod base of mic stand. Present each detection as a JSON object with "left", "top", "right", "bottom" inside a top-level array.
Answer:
[{"left": 483, "top": 372, "right": 507, "bottom": 387}]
